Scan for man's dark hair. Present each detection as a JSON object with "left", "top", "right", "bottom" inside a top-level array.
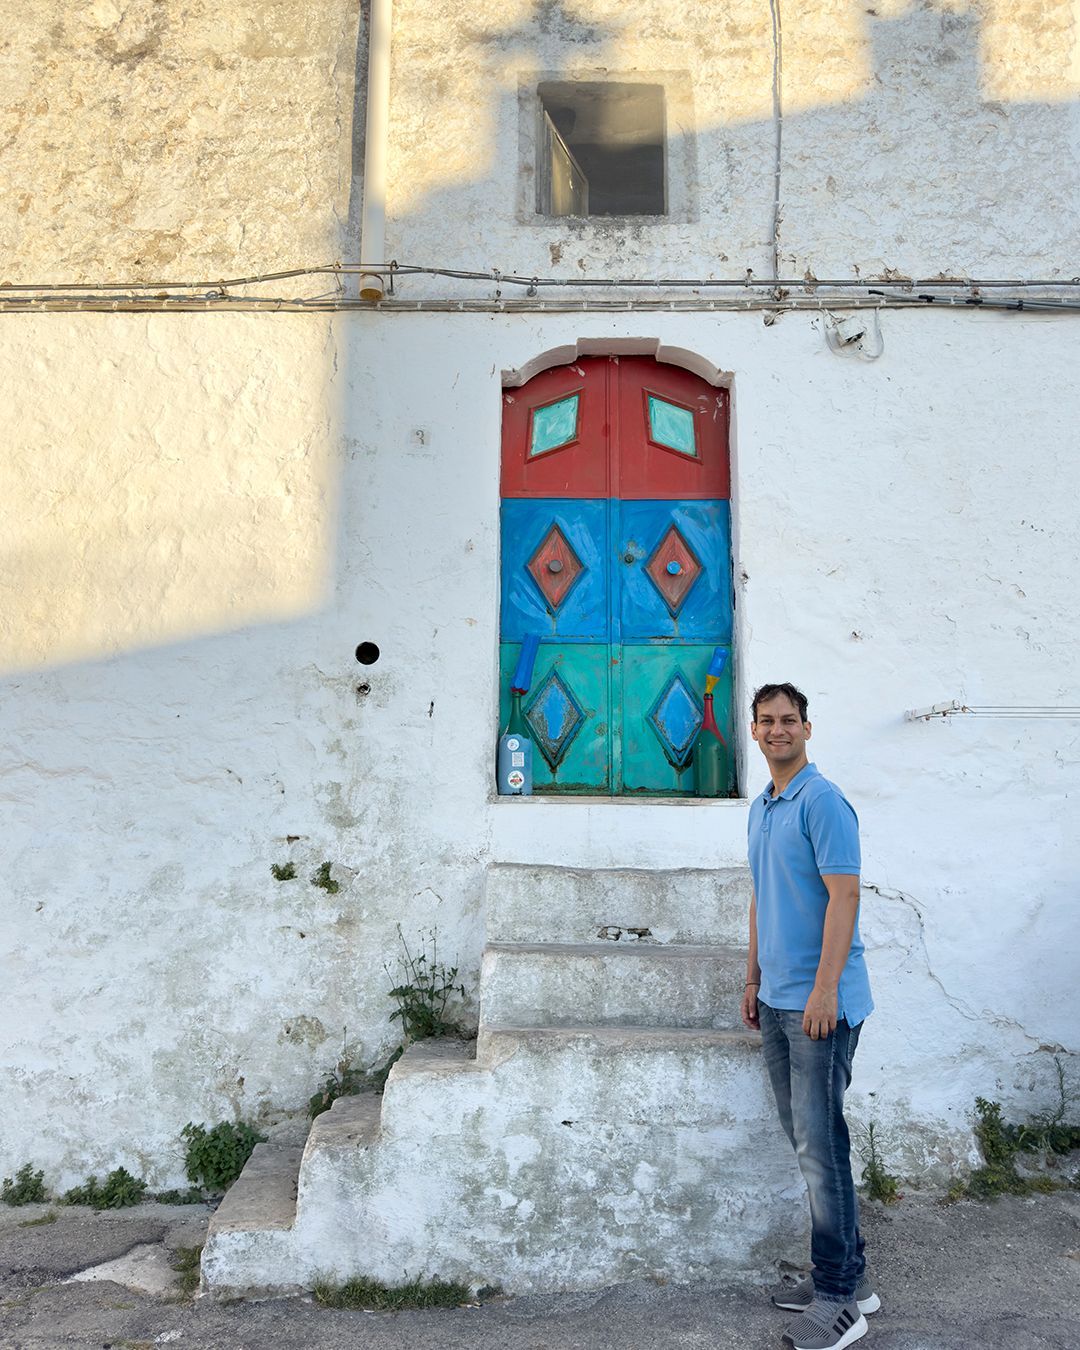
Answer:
[{"left": 751, "top": 682, "right": 809, "bottom": 723}]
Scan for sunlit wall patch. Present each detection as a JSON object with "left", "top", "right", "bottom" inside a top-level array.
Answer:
[
  {"left": 529, "top": 393, "right": 581, "bottom": 457},
  {"left": 646, "top": 393, "right": 697, "bottom": 457}
]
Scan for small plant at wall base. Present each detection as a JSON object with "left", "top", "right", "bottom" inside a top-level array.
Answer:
[
  {"left": 308, "top": 1029, "right": 369, "bottom": 1119},
  {"left": 854, "top": 1121, "right": 901, "bottom": 1205},
  {"left": 387, "top": 926, "right": 466, "bottom": 1043},
  {"left": 271, "top": 862, "right": 296, "bottom": 881},
  {"left": 2, "top": 1165, "right": 48, "bottom": 1206},
  {"left": 364, "top": 927, "right": 467, "bottom": 1090},
  {"left": 152, "top": 1187, "right": 205, "bottom": 1205},
  {"left": 62, "top": 1167, "right": 146, "bottom": 1209},
  {"left": 312, "top": 1274, "right": 471, "bottom": 1311},
  {"left": 948, "top": 1063, "right": 1080, "bottom": 1202},
  {"left": 181, "top": 1121, "right": 266, "bottom": 1194}
]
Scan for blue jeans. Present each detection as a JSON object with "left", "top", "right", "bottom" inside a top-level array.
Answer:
[{"left": 758, "top": 1002, "right": 866, "bottom": 1301}]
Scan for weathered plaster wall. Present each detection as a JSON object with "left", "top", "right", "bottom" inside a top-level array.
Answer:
[
  {"left": 1, "top": 1, "right": 360, "bottom": 282},
  {"left": 2, "top": 308, "right": 1078, "bottom": 1186},
  {"left": 386, "top": 0, "right": 1080, "bottom": 294},
  {"left": 2, "top": 0, "right": 1077, "bottom": 1190},
  {"left": 3, "top": 2, "right": 1076, "bottom": 290}
]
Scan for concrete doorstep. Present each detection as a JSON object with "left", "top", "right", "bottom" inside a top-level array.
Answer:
[{"left": 2, "top": 1189, "right": 1079, "bottom": 1349}]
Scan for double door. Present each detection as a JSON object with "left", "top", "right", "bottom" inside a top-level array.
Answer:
[{"left": 500, "top": 356, "right": 733, "bottom": 794}]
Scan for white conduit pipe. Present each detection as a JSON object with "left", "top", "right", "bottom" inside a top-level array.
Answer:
[{"left": 359, "top": 0, "right": 392, "bottom": 301}]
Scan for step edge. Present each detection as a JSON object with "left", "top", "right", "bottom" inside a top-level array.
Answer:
[
  {"left": 206, "top": 1143, "right": 303, "bottom": 1235},
  {"left": 484, "top": 940, "right": 748, "bottom": 959}
]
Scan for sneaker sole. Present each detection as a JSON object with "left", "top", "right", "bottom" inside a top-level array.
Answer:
[
  {"left": 787, "top": 1312, "right": 868, "bottom": 1350},
  {"left": 773, "top": 1293, "right": 880, "bottom": 1315}
]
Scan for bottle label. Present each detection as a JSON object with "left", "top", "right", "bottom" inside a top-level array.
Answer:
[
  {"left": 507, "top": 770, "right": 525, "bottom": 790},
  {"left": 506, "top": 737, "right": 520, "bottom": 751}
]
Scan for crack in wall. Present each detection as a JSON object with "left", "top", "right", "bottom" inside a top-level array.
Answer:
[{"left": 863, "top": 880, "right": 1074, "bottom": 1058}]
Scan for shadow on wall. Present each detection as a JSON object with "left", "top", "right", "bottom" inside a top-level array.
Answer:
[{"left": 6, "top": 0, "right": 1077, "bottom": 678}]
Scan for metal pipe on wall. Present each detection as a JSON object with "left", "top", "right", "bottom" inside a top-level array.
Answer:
[{"left": 358, "top": 0, "right": 392, "bottom": 301}]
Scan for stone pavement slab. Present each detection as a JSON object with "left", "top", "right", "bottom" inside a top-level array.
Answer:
[{"left": 1, "top": 1190, "right": 1079, "bottom": 1349}]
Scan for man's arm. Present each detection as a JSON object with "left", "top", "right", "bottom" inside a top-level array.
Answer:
[
  {"left": 740, "top": 888, "right": 762, "bottom": 1030},
  {"left": 802, "top": 874, "right": 861, "bottom": 1039}
]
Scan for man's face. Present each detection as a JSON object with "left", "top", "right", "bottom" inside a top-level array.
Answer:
[{"left": 751, "top": 693, "right": 812, "bottom": 766}]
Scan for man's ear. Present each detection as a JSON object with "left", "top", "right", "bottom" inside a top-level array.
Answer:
[
  {"left": 750, "top": 721, "right": 760, "bottom": 743},
  {"left": 804, "top": 721, "right": 812, "bottom": 740}
]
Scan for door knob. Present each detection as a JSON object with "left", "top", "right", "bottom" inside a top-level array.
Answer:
[
  {"left": 547, "top": 559, "right": 564, "bottom": 574},
  {"left": 666, "top": 561, "right": 682, "bottom": 575},
  {"left": 623, "top": 552, "right": 635, "bottom": 564}
]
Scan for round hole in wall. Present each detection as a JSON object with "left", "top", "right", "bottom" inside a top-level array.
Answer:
[{"left": 355, "top": 642, "right": 381, "bottom": 665}]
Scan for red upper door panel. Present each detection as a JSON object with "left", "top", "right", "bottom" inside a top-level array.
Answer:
[
  {"left": 614, "top": 357, "right": 729, "bottom": 501},
  {"left": 501, "top": 358, "right": 610, "bottom": 499}
]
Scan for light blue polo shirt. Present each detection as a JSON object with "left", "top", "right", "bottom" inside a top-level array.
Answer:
[{"left": 747, "top": 762, "right": 873, "bottom": 1026}]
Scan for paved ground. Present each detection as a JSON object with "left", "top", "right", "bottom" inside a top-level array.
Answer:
[{"left": 2, "top": 1189, "right": 1079, "bottom": 1349}]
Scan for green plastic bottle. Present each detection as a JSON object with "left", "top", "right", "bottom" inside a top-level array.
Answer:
[{"left": 693, "top": 693, "right": 729, "bottom": 797}]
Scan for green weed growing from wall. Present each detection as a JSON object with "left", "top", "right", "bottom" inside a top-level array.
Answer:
[
  {"left": 61, "top": 1167, "right": 146, "bottom": 1209},
  {"left": 2, "top": 1165, "right": 48, "bottom": 1206},
  {"left": 181, "top": 1121, "right": 266, "bottom": 1193}
]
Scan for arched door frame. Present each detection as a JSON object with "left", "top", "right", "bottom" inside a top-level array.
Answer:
[{"left": 499, "top": 341, "right": 744, "bottom": 797}]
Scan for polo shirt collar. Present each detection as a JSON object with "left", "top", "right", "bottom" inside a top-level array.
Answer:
[{"left": 762, "top": 762, "right": 820, "bottom": 803}]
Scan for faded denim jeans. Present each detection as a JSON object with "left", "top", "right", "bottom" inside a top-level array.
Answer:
[{"left": 758, "top": 1001, "right": 866, "bottom": 1302}]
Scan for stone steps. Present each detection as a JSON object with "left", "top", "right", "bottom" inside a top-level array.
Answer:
[
  {"left": 205, "top": 1022, "right": 804, "bottom": 1295},
  {"left": 202, "top": 864, "right": 806, "bottom": 1297},
  {"left": 480, "top": 940, "right": 748, "bottom": 1030},
  {"left": 484, "top": 863, "right": 751, "bottom": 946}
]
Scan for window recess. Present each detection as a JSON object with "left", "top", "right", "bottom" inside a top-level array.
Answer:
[{"left": 536, "top": 82, "right": 666, "bottom": 218}]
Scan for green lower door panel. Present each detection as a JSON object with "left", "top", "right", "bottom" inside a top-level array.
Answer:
[
  {"left": 499, "top": 643, "right": 611, "bottom": 793},
  {"left": 619, "top": 645, "right": 734, "bottom": 795}
]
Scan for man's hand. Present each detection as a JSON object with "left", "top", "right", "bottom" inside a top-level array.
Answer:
[
  {"left": 802, "top": 985, "right": 837, "bottom": 1040},
  {"left": 741, "top": 984, "right": 760, "bottom": 1031}
]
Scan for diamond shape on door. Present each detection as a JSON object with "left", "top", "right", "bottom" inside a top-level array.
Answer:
[
  {"left": 526, "top": 668, "right": 586, "bottom": 768},
  {"left": 526, "top": 523, "right": 586, "bottom": 612},
  {"left": 647, "top": 672, "right": 703, "bottom": 768},
  {"left": 644, "top": 525, "right": 702, "bottom": 615}
]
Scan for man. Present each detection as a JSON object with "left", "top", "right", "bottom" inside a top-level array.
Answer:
[{"left": 741, "top": 683, "right": 877, "bottom": 1350}]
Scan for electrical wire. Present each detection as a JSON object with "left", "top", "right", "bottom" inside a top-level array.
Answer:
[
  {"left": 2, "top": 262, "right": 1079, "bottom": 293},
  {"left": 3, "top": 262, "right": 1080, "bottom": 313},
  {"left": 3, "top": 294, "right": 1080, "bottom": 314}
]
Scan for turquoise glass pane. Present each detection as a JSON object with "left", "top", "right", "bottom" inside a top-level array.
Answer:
[
  {"left": 648, "top": 396, "right": 697, "bottom": 457},
  {"left": 530, "top": 395, "right": 580, "bottom": 457}
]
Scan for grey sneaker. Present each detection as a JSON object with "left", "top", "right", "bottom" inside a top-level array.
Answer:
[
  {"left": 782, "top": 1298, "right": 868, "bottom": 1350},
  {"left": 773, "top": 1271, "right": 880, "bottom": 1315}
]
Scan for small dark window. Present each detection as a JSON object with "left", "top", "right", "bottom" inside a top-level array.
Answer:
[{"left": 537, "top": 82, "right": 666, "bottom": 218}]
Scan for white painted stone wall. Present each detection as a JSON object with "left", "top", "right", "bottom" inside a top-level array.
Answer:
[
  {"left": 3, "top": 308, "right": 1077, "bottom": 1186},
  {"left": 2, "top": 0, "right": 1078, "bottom": 1190}
]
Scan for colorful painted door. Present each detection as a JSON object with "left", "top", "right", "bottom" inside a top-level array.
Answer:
[{"left": 500, "top": 356, "right": 733, "bottom": 794}]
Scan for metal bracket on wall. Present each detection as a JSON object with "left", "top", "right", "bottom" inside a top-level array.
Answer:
[{"left": 906, "top": 699, "right": 1080, "bottom": 722}]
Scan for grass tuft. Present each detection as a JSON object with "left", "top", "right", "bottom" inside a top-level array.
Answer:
[
  {"left": 170, "top": 1244, "right": 203, "bottom": 1295},
  {"left": 18, "top": 1210, "right": 58, "bottom": 1228},
  {"left": 312, "top": 1274, "right": 471, "bottom": 1311}
]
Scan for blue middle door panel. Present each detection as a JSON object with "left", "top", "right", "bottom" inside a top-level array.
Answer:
[
  {"left": 616, "top": 500, "right": 732, "bottom": 644},
  {"left": 500, "top": 499, "right": 610, "bottom": 643}
]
